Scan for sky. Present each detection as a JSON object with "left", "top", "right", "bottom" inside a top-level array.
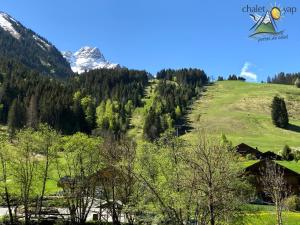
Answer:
[{"left": 1, "top": 0, "right": 300, "bottom": 81}]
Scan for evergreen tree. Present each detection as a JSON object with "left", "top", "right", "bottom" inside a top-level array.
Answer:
[
  {"left": 8, "top": 99, "right": 25, "bottom": 137},
  {"left": 72, "top": 97, "right": 86, "bottom": 133},
  {"left": 295, "top": 78, "right": 300, "bottom": 88},
  {"left": 143, "top": 108, "right": 161, "bottom": 141},
  {"left": 271, "top": 96, "right": 289, "bottom": 128},
  {"left": 175, "top": 105, "right": 182, "bottom": 119},
  {"left": 27, "top": 95, "right": 39, "bottom": 129},
  {"left": 217, "top": 76, "right": 224, "bottom": 81},
  {"left": 80, "top": 95, "right": 96, "bottom": 132}
]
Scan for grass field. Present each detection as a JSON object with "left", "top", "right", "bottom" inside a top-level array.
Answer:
[
  {"left": 242, "top": 204, "right": 300, "bottom": 225},
  {"left": 244, "top": 211, "right": 300, "bottom": 225},
  {"left": 183, "top": 81, "right": 300, "bottom": 153}
]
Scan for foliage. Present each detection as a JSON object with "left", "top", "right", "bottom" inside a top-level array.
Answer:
[
  {"left": 57, "top": 133, "right": 103, "bottom": 224},
  {"left": 0, "top": 58, "right": 148, "bottom": 134},
  {"left": 284, "top": 195, "right": 300, "bottom": 212},
  {"left": 144, "top": 69, "right": 208, "bottom": 140},
  {"left": 271, "top": 96, "right": 289, "bottom": 129},
  {"left": 280, "top": 145, "right": 294, "bottom": 161},
  {"left": 295, "top": 78, "right": 300, "bottom": 88},
  {"left": 217, "top": 76, "right": 224, "bottom": 81},
  {"left": 268, "top": 72, "right": 300, "bottom": 85},
  {"left": 184, "top": 133, "right": 251, "bottom": 225},
  {"left": 7, "top": 98, "right": 25, "bottom": 137},
  {"left": 136, "top": 132, "right": 250, "bottom": 225},
  {"left": 228, "top": 74, "right": 246, "bottom": 81}
]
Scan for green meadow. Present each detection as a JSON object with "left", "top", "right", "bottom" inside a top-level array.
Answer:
[{"left": 184, "top": 81, "right": 300, "bottom": 153}]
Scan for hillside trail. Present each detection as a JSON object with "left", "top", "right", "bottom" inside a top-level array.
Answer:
[{"left": 127, "top": 79, "right": 158, "bottom": 141}]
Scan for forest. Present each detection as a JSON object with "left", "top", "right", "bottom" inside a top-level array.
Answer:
[
  {"left": 0, "top": 58, "right": 148, "bottom": 136},
  {"left": 267, "top": 72, "right": 300, "bottom": 85},
  {"left": 143, "top": 69, "right": 208, "bottom": 140}
]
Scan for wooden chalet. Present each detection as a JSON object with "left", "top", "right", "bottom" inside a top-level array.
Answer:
[
  {"left": 260, "top": 151, "right": 283, "bottom": 160},
  {"left": 236, "top": 143, "right": 262, "bottom": 159},
  {"left": 245, "top": 159, "right": 300, "bottom": 199},
  {"left": 236, "top": 143, "right": 283, "bottom": 160}
]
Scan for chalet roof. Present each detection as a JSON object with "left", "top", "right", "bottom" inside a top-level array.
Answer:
[
  {"left": 245, "top": 159, "right": 300, "bottom": 176},
  {"left": 236, "top": 143, "right": 262, "bottom": 157},
  {"left": 236, "top": 143, "right": 256, "bottom": 149},
  {"left": 260, "top": 151, "right": 282, "bottom": 160}
]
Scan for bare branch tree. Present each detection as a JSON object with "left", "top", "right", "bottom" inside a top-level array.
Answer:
[
  {"left": 185, "top": 133, "right": 249, "bottom": 225},
  {"left": 260, "top": 161, "right": 290, "bottom": 225}
]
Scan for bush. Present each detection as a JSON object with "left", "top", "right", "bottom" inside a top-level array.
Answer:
[
  {"left": 280, "top": 145, "right": 294, "bottom": 161},
  {"left": 271, "top": 96, "right": 289, "bottom": 128},
  {"left": 246, "top": 154, "right": 257, "bottom": 160},
  {"left": 284, "top": 195, "right": 300, "bottom": 211},
  {"left": 295, "top": 78, "right": 300, "bottom": 88},
  {"left": 294, "top": 150, "right": 300, "bottom": 162}
]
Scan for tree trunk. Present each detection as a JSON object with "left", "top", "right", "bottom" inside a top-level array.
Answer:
[
  {"left": 24, "top": 200, "right": 30, "bottom": 225},
  {"left": 4, "top": 185, "right": 14, "bottom": 225},
  {"left": 209, "top": 193, "right": 215, "bottom": 225},
  {"left": 1, "top": 160, "right": 14, "bottom": 225},
  {"left": 112, "top": 185, "right": 121, "bottom": 225},
  {"left": 38, "top": 152, "right": 49, "bottom": 222},
  {"left": 276, "top": 203, "right": 283, "bottom": 225}
]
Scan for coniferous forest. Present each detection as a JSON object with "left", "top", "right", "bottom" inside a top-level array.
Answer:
[{"left": 0, "top": 57, "right": 149, "bottom": 136}]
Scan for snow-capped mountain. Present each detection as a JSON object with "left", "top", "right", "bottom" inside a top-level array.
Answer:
[
  {"left": 0, "top": 12, "right": 21, "bottom": 39},
  {"left": 0, "top": 12, "right": 72, "bottom": 77},
  {"left": 62, "top": 47, "right": 120, "bottom": 74},
  {"left": 250, "top": 12, "right": 272, "bottom": 24}
]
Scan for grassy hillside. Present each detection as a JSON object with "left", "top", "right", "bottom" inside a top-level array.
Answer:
[
  {"left": 184, "top": 81, "right": 300, "bottom": 153},
  {"left": 127, "top": 80, "right": 158, "bottom": 141}
]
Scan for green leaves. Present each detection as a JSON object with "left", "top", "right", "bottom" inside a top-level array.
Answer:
[{"left": 271, "top": 96, "right": 289, "bottom": 128}]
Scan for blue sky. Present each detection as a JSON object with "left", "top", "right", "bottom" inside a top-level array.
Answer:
[{"left": 1, "top": 0, "right": 300, "bottom": 81}]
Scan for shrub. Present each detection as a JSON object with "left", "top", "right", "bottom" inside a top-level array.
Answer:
[
  {"left": 294, "top": 150, "right": 300, "bottom": 162},
  {"left": 280, "top": 145, "right": 294, "bottom": 161},
  {"left": 246, "top": 154, "right": 256, "bottom": 160},
  {"left": 284, "top": 195, "right": 300, "bottom": 211},
  {"left": 271, "top": 96, "right": 289, "bottom": 128},
  {"left": 295, "top": 78, "right": 300, "bottom": 88}
]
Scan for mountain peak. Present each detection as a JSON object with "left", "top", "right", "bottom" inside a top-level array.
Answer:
[
  {"left": 63, "top": 47, "right": 120, "bottom": 74},
  {"left": 0, "top": 12, "right": 21, "bottom": 39},
  {"left": 74, "top": 46, "right": 106, "bottom": 61},
  {"left": 0, "top": 11, "right": 72, "bottom": 77}
]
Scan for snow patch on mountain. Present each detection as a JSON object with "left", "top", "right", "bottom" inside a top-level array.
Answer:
[
  {"left": 33, "top": 34, "right": 51, "bottom": 51},
  {"left": 0, "top": 12, "right": 21, "bottom": 39},
  {"left": 62, "top": 47, "right": 119, "bottom": 74}
]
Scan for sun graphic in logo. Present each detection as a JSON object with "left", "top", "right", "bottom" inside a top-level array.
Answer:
[{"left": 271, "top": 7, "right": 281, "bottom": 20}]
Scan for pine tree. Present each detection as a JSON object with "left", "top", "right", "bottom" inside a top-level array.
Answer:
[
  {"left": 295, "top": 78, "right": 300, "bottom": 88},
  {"left": 80, "top": 95, "right": 96, "bottom": 132},
  {"left": 271, "top": 96, "right": 289, "bottom": 128},
  {"left": 175, "top": 105, "right": 182, "bottom": 119},
  {"left": 143, "top": 108, "right": 161, "bottom": 141},
  {"left": 72, "top": 99, "right": 86, "bottom": 133},
  {"left": 8, "top": 98, "right": 25, "bottom": 137},
  {"left": 27, "top": 95, "right": 38, "bottom": 129},
  {"left": 280, "top": 99, "right": 289, "bottom": 127}
]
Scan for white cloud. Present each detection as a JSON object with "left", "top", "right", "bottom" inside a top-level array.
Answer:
[{"left": 240, "top": 62, "right": 257, "bottom": 81}]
